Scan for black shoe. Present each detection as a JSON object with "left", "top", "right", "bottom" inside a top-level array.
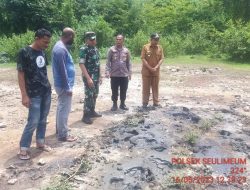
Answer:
[
  {"left": 111, "top": 102, "right": 118, "bottom": 111},
  {"left": 120, "top": 104, "right": 129, "bottom": 110},
  {"left": 90, "top": 111, "right": 102, "bottom": 118},
  {"left": 82, "top": 116, "right": 93, "bottom": 124},
  {"left": 153, "top": 103, "right": 161, "bottom": 107},
  {"left": 142, "top": 103, "right": 148, "bottom": 108}
]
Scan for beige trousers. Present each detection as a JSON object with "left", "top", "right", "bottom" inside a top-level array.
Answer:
[{"left": 142, "top": 75, "right": 159, "bottom": 105}]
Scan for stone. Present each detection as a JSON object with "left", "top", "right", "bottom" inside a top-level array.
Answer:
[
  {"left": 38, "top": 159, "right": 46, "bottom": 166},
  {"left": 171, "top": 68, "right": 179, "bottom": 72},
  {"left": 8, "top": 178, "right": 17, "bottom": 185},
  {"left": 243, "top": 106, "right": 250, "bottom": 112},
  {"left": 7, "top": 165, "right": 17, "bottom": 169},
  {"left": 0, "top": 123, "right": 7, "bottom": 128},
  {"left": 74, "top": 176, "right": 85, "bottom": 182},
  {"left": 110, "top": 177, "right": 124, "bottom": 184}
]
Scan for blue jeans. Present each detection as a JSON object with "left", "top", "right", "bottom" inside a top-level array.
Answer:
[
  {"left": 20, "top": 93, "right": 51, "bottom": 151},
  {"left": 55, "top": 87, "right": 72, "bottom": 139}
]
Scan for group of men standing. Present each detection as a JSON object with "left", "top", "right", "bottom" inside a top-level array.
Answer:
[{"left": 16, "top": 28, "right": 164, "bottom": 160}]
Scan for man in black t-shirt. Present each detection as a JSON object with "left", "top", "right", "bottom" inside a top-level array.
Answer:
[{"left": 17, "top": 28, "right": 52, "bottom": 160}]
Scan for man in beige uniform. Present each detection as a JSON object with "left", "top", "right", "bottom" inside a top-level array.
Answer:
[{"left": 141, "top": 33, "right": 164, "bottom": 108}]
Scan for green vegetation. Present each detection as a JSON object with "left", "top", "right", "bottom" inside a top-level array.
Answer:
[
  {"left": 0, "top": 0, "right": 250, "bottom": 63},
  {"left": 199, "top": 119, "right": 215, "bottom": 132},
  {"left": 44, "top": 176, "right": 73, "bottom": 190},
  {"left": 123, "top": 113, "right": 145, "bottom": 127},
  {"left": 184, "top": 130, "right": 199, "bottom": 146}
]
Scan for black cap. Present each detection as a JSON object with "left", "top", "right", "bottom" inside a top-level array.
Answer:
[
  {"left": 150, "top": 33, "right": 160, "bottom": 40},
  {"left": 85, "top": 31, "right": 96, "bottom": 40}
]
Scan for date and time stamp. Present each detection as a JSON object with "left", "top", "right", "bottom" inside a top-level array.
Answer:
[{"left": 170, "top": 157, "right": 248, "bottom": 185}]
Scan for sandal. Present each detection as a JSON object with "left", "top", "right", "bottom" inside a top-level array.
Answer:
[
  {"left": 36, "top": 144, "right": 52, "bottom": 152},
  {"left": 18, "top": 151, "right": 30, "bottom": 160}
]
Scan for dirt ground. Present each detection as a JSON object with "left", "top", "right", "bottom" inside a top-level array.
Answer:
[{"left": 0, "top": 62, "right": 249, "bottom": 190}]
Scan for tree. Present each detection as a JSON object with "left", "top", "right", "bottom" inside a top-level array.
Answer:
[{"left": 223, "top": 0, "right": 250, "bottom": 22}]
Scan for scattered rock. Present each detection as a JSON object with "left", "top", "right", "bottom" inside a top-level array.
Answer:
[
  {"left": 8, "top": 178, "right": 17, "bottom": 185},
  {"left": 74, "top": 176, "right": 85, "bottom": 182},
  {"left": 220, "top": 108, "right": 232, "bottom": 114},
  {"left": 113, "top": 139, "right": 119, "bottom": 143},
  {"left": 125, "top": 167, "right": 155, "bottom": 182},
  {"left": 234, "top": 95, "right": 241, "bottom": 99},
  {"left": 117, "top": 167, "right": 123, "bottom": 171},
  {"left": 0, "top": 122, "right": 7, "bottom": 128},
  {"left": 6, "top": 165, "right": 17, "bottom": 169},
  {"left": 215, "top": 67, "right": 221, "bottom": 71},
  {"left": 170, "top": 68, "right": 180, "bottom": 72},
  {"left": 31, "top": 173, "right": 43, "bottom": 180},
  {"left": 219, "top": 130, "right": 232, "bottom": 137},
  {"left": 243, "top": 106, "right": 250, "bottom": 112},
  {"left": 38, "top": 159, "right": 46, "bottom": 166},
  {"left": 110, "top": 177, "right": 124, "bottom": 184}
]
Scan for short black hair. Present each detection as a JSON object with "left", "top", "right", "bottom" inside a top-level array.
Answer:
[{"left": 35, "top": 28, "right": 52, "bottom": 38}]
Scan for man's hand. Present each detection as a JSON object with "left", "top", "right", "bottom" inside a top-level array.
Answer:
[
  {"left": 87, "top": 78, "right": 94, "bottom": 88},
  {"left": 150, "top": 67, "right": 157, "bottom": 72},
  {"left": 129, "top": 75, "right": 132, "bottom": 80},
  {"left": 154, "top": 65, "right": 159, "bottom": 69},
  {"left": 22, "top": 95, "right": 30, "bottom": 108},
  {"left": 151, "top": 65, "right": 160, "bottom": 72}
]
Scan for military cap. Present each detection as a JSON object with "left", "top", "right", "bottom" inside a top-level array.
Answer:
[
  {"left": 150, "top": 33, "right": 160, "bottom": 40},
  {"left": 85, "top": 31, "right": 96, "bottom": 40}
]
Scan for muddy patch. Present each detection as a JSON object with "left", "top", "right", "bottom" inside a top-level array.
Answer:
[{"left": 46, "top": 106, "right": 249, "bottom": 190}]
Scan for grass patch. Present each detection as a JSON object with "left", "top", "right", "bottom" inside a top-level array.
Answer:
[
  {"left": 199, "top": 119, "right": 215, "bottom": 131},
  {"left": 123, "top": 113, "right": 145, "bottom": 127},
  {"left": 44, "top": 176, "right": 72, "bottom": 190},
  {"left": 0, "top": 62, "right": 16, "bottom": 68},
  {"left": 184, "top": 130, "right": 200, "bottom": 146},
  {"left": 76, "top": 159, "right": 92, "bottom": 174},
  {"left": 172, "top": 146, "right": 192, "bottom": 157},
  {"left": 167, "top": 55, "right": 250, "bottom": 70},
  {"left": 1, "top": 56, "right": 250, "bottom": 70}
]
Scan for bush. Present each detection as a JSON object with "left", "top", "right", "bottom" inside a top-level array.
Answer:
[
  {"left": 219, "top": 20, "right": 250, "bottom": 61},
  {"left": 73, "top": 16, "right": 115, "bottom": 59},
  {"left": 162, "top": 34, "right": 185, "bottom": 57},
  {"left": 183, "top": 22, "right": 217, "bottom": 55},
  {"left": 126, "top": 30, "right": 148, "bottom": 56},
  {"left": 0, "top": 30, "right": 60, "bottom": 63},
  {"left": 0, "top": 31, "right": 34, "bottom": 61}
]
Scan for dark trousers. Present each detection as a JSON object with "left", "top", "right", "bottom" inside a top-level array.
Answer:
[{"left": 111, "top": 77, "right": 128, "bottom": 103}]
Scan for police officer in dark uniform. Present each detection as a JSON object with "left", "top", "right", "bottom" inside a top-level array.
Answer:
[{"left": 79, "top": 32, "right": 102, "bottom": 124}]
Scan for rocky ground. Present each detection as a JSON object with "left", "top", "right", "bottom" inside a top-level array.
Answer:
[{"left": 0, "top": 62, "right": 249, "bottom": 190}]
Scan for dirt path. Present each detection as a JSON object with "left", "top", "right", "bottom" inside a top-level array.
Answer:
[{"left": 0, "top": 63, "right": 249, "bottom": 190}]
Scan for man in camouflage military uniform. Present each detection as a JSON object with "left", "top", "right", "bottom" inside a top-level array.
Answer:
[{"left": 79, "top": 32, "right": 102, "bottom": 124}]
